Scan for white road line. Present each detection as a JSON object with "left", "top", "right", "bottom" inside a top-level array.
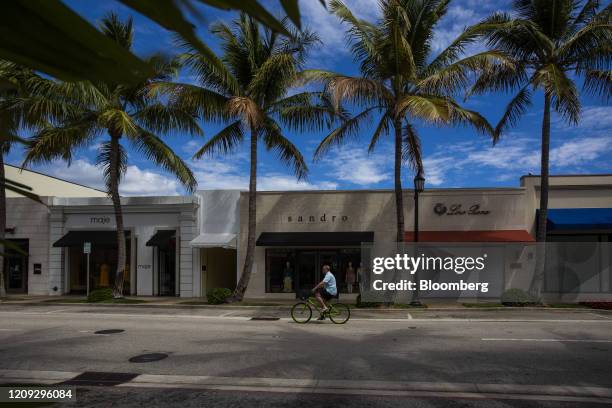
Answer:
[
  {"left": 0, "top": 311, "right": 611, "bottom": 324},
  {"left": 0, "top": 328, "right": 20, "bottom": 331},
  {"left": 45, "top": 308, "right": 71, "bottom": 314},
  {"left": 482, "top": 338, "right": 612, "bottom": 343}
]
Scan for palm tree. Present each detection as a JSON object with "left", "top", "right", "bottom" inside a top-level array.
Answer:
[
  {"left": 21, "top": 14, "right": 201, "bottom": 298},
  {"left": 159, "top": 15, "right": 339, "bottom": 301},
  {"left": 0, "top": 61, "right": 48, "bottom": 297},
  {"left": 470, "top": 0, "right": 611, "bottom": 299},
  {"left": 308, "top": 0, "right": 509, "bottom": 243}
]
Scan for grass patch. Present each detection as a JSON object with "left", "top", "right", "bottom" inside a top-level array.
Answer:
[
  {"left": 462, "top": 302, "right": 503, "bottom": 308},
  {"left": 43, "top": 298, "right": 87, "bottom": 303},
  {"left": 546, "top": 303, "right": 590, "bottom": 309},
  {"left": 180, "top": 301, "right": 286, "bottom": 306},
  {"left": 43, "top": 298, "right": 146, "bottom": 304}
]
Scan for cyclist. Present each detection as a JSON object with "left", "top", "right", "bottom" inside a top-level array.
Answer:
[{"left": 312, "top": 264, "right": 337, "bottom": 320}]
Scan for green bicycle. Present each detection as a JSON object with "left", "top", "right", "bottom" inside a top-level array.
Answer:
[{"left": 291, "top": 296, "right": 351, "bottom": 324}]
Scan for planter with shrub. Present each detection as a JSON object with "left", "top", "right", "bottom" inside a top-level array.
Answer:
[
  {"left": 501, "top": 288, "right": 537, "bottom": 306},
  {"left": 207, "top": 288, "right": 232, "bottom": 305}
]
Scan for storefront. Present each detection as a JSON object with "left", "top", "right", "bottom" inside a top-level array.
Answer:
[
  {"left": 238, "top": 187, "right": 531, "bottom": 299},
  {"left": 49, "top": 196, "right": 199, "bottom": 297},
  {"left": 238, "top": 175, "right": 612, "bottom": 300}
]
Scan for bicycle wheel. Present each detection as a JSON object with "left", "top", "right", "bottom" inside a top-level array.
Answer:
[
  {"left": 291, "top": 302, "right": 312, "bottom": 324},
  {"left": 328, "top": 303, "right": 350, "bottom": 324}
]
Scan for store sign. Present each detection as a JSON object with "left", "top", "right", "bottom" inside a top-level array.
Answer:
[
  {"left": 434, "top": 203, "right": 490, "bottom": 216},
  {"left": 286, "top": 213, "right": 349, "bottom": 223},
  {"left": 90, "top": 216, "right": 111, "bottom": 224}
]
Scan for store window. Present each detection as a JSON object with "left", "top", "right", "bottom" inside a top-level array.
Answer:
[
  {"left": 68, "top": 233, "right": 131, "bottom": 293},
  {"left": 265, "top": 248, "right": 361, "bottom": 294}
]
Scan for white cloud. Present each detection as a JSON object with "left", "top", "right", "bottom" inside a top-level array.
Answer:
[
  {"left": 320, "top": 145, "right": 391, "bottom": 185},
  {"left": 422, "top": 135, "right": 612, "bottom": 185},
  {"left": 555, "top": 106, "right": 612, "bottom": 131},
  {"left": 301, "top": 0, "right": 379, "bottom": 62},
  {"left": 190, "top": 156, "right": 339, "bottom": 191},
  {"left": 40, "top": 158, "right": 181, "bottom": 196}
]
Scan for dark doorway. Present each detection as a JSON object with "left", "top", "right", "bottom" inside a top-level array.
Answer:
[
  {"left": 149, "top": 230, "right": 176, "bottom": 296},
  {"left": 3, "top": 239, "right": 28, "bottom": 293}
]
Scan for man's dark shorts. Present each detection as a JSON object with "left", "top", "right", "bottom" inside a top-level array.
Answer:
[{"left": 317, "top": 287, "right": 334, "bottom": 301}]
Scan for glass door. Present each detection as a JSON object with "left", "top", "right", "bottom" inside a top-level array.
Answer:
[
  {"left": 296, "top": 251, "right": 317, "bottom": 295},
  {"left": 4, "top": 239, "right": 28, "bottom": 293}
]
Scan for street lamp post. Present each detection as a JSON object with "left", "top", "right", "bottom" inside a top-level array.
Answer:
[{"left": 411, "top": 171, "right": 425, "bottom": 306}]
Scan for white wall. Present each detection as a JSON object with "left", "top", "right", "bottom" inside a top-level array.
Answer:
[{"left": 5, "top": 197, "right": 51, "bottom": 295}]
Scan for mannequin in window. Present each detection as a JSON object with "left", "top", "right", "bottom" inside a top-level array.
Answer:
[
  {"left": 282, "top": 261, "right": 293, "bottom": 292},
  {"left": 345, "top": 261, "right": 355, "bottom": 293}
]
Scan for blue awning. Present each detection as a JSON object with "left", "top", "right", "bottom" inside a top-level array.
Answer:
[{"left": 542, "top": 208, "right": 612, "bottom": 231}]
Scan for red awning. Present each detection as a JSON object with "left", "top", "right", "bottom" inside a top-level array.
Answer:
[{"left": 404, "top": 230, "right": 535, "bottom": 242}]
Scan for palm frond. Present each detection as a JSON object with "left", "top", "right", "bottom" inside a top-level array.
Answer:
[
  {"left": 314, "top": 106, "right": 381, "bottom": 160},
  {"left": 22, "top": 118, "right": 100, "bottom": 166},
  {"left": 97, "top": 139, "right": 128, "bottom": 191},
  {"left": 134, "top": 102, "right": 202, "bottom": 136},
  {"left": 533, "top": 63, "right": 581, "bottom": 124},
  {"left": 193, "top": 120, "right": 244, "bottom": 159},
  {"left": 402, "top": 122, "right": 422, "bottom": 172},
  {"left": 419, "top": 50, "right": 516, "bottom": 94},
  {"left": 583, "top": 69, "right": 612, "bottom": 98},
  {"left": 367, "top": 112, "right": 391, "bottom": 153},
  {"left": 132, "top": 127, "right": 197, "bottom": 192},
  {"left": 396, "top": 94, "right": 451, "bottom": 123},
  {"left": 261, "top": 117, "right": 308, "bottom": 179},
  {"left": 494, "top": 86, "right": 532, "bottom": 141},
  {"left": 227, "top": 96, "right": 264, "bottom": 129}
]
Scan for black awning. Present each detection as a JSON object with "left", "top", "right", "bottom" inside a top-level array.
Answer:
[
  {"left": 256, "top": 231, "right": 374, "bottom": 246},
  {"left": 146, "top": 230, "right": 176, "bottom": 247},
  {"left": 53, "top": 231, "right": 119, "bottom": 247}
]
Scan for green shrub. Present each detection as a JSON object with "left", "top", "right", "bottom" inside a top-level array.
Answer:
[
  {"left": 501, "top": 288, "right": 536, "bottom": 306},
  {"left": 87, "top": 288, "right": 113, "bottom": 303},
  {"left": 207, "top": 288, "right": 232, "bottom": 304}
]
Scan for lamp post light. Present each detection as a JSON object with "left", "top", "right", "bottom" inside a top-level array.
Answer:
[{"left": 411, "top": 171, "right": 425, "bottom": 306}]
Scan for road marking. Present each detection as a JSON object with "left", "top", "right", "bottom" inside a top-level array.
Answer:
[
  {"left": 2, "top": 369, "right": 611, "bottom": 403},
  {"left": 406, "top": 312, "right": 413, "bottom": 320},
  {"left": 482, "top": 338, "right": 612, "bottom": 343},
  {"left": 0, "top": 328, "right": 20, "bottom": 331},
  {"left": 1, "top": 310, "right": 611, "bottom": 324},
  {"left": 45, "top": 308, "right": 70, "bottom": 314}
]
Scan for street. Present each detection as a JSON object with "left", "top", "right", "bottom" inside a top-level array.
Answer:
[{"left": 0, "top": 304, "right": 611, "bottom": 407}]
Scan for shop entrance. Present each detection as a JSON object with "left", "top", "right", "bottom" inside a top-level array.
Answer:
[
  {"left": 146, "top": 230, "right": 177, "bottom": 296},
  {"left": 3, "top": 239, "right": 28, "bottom": 293}
]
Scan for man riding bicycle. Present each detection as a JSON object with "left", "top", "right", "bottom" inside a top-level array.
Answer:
[{"left": 312, "top": 264, "right": 337, "bottom": 320}]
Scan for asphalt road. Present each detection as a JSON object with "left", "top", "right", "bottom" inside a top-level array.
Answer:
[{"left": 0, "top": 304, "right": 611, "bottom": 407}]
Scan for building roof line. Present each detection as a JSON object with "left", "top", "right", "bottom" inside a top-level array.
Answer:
[{"left": 5, "top": 163, "right": 107, "bottom": 194}]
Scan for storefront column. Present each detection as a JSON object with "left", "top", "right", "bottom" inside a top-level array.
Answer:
[
  {"left": 179, "top": 209, "right": 196, "bottom": 297},
  {"left": 48, "top": 208, "right": 65, "bottom": 295}
]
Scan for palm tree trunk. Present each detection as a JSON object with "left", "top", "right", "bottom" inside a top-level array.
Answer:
[
  {"left": 393, "top": 119, "right": 405, "bottom": 243},
  {"left": 530, "top": 93, "right": 551, "bottom": 301},
  {"left": 231, "top": 126, "right": 257, "bottom": 301},
  {"left": 0, "top": 152, "right": 6, "bottom": 298},
  {"left": 109, "top": 134, "right": 126, "bottom": 298}
]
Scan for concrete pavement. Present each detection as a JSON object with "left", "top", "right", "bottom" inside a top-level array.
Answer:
[{"left": 0, "top": 304, "right": 611, "bottom": 406}]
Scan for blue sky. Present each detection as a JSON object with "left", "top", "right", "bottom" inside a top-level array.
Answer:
[{"left": 7, "top": 0, "right": 612, "bottom": 195}]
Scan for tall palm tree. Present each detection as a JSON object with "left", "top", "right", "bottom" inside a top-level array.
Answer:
[
  {"left": 308, "top": 0, "right": 509, "bottom": 243},
  {"left": 159, "top": 15, "right": 339, "bottom": 301},
  {"left": 21, "top": 14, "right": 201, "bottom": 298},
  {"left": 0, "top": 61, "right": 48, "bottom": 297},
  {"left": 469, "top": 0, "right": 611, "bottom": 299}
]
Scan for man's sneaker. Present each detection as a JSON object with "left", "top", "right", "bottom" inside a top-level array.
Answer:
[{"left": 317, "top": 315, "right": 326, "bottom": 321}]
